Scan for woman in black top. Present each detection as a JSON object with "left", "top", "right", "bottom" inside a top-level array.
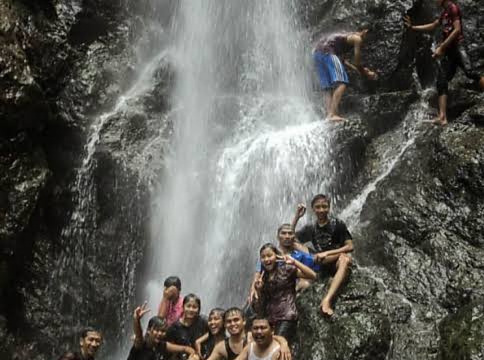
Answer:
[
  {"left": 166, "top": 294, "right": 209, "bottom": 359},
  {"left": 195, "top": 308, "right": 225, "bottom": 359}
]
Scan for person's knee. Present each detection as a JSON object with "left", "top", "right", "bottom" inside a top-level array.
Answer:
[{"left": 337, "top": 254, "right": 352, "bottom": 268}]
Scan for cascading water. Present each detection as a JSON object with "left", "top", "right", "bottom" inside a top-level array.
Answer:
[{"left": 148, "top": 0, "right": 334, "bottom": 310}]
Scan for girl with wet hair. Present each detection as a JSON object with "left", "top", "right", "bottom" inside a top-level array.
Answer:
[
  {"left": 254, "top": 243, "right": 317, "bottom": 345},
  {"left": 195, "top": 308, "right": 225, "bottom": 359},
  {"left": 166, "top": 293, "right": 209, "bottom": 359}
]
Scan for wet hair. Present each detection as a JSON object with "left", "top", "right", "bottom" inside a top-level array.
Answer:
[
  {"left": 183, "top": 293, "right": 201, "bottom": 314},
  {"left": 251, "top": 316, "right": 272, "bottom": 328},
  {"left": 310, "top": 194, "right": 330, "bottom": 208},
  {"left": 259, "top": 243, "right": 280, "bottom": 256},
  {"left": 80, "top": 327, "right": 101, "bottom": 340},
  {"left": 209, "top": 307, "right": 225, "bottom": 319},
  {"left": 164, "top": 276, "right": 181, "bottom": 291},
  {"left": 147, "top": 316, "right": 167, "bottom": 331},
  {"left": 277, "top": 223, "right": 293, "bottom": 236},
  {"left": 223, "top": 307, "right": 244, "bottom": 322}
]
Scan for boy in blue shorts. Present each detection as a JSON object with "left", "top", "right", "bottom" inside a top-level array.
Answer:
[{"left": 313, "top": 29, "right": 377, "bottom": 122}]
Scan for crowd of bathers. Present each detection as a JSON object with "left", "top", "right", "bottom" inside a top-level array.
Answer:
[
  {"left": 58, "top": 194, "right": 354, "bottom": 360},
  {"left": 57, "top": 1, "right": 484, "bottom": 359}
]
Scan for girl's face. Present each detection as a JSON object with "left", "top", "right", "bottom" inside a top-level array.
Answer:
[
  {"left": 208, "top": 312, "right": 224, "bottom": 335},
  {"left": 183, "top": 299, "right": 200, "bottom": 320},
  {"left": 260, "top": 248, "right": 277, "bottom": 272}
]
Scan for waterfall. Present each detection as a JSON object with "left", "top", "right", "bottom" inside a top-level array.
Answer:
[{"left": 148, "top": 0, "right": 332, "bottom": 311}]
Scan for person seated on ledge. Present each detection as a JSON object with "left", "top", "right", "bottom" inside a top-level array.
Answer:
[
  {"left": 234, "top": 317, "right": 281, "bottom": 360},
  {"left": 253, "top": 243, "right": 316, "bottom": 345},
  {"left": 127, "top": 302, "right": 196, "bottom": 360},
  {"left": 404, "top": 0, "right": 484, "bottom": 126},
  {"left": 158, "top": 275, "right": 184, "bottom": 327},
  {"left": 195, "top": 308, "right": 225, "bottom": 359},
  {"left": 313, "top": 28, "right": 378, "bottom": 122},
  {"left": 248, "top": 224, "right": 320, "bottom": 303},
  {"left": 292, "top": 194, "right": 354, "bottom": 317},
  {"left": 58, "top": 328, "right": 103, "bottom": 360},
  {"left": 207, "top": 307, "right": 291, "bottom": 360}
]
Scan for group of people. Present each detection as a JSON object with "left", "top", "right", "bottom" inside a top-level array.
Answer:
[
  {"left": 314, "top": 0, "right": 484, "bottom": 124},
  {"left": 56, "top": 1, "right": 484, "bottom": 359},
  {"left": 58, "top": 194, "right": 354, "bottom": 360}
]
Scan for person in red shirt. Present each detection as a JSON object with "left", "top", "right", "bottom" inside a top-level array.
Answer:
[{"left": 404, "top": 0, "right": 484, "bottom": 126}]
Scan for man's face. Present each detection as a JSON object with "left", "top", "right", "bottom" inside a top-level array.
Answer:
[
  {"left": 312, "top": 198, "right": 330, "bottom": 221},
  {"left": 147, "top": 327, "right": 167, "bottom": 345},
  {"left": 224, "top": 312, "right": 245, "bottom": 336},
  {"left": 80, "top": 331, "right": 102, "bottom": 358},
  {"left": 278, "top": 226, "right": 295, "bottom": 249},
  {"left": 251, "top": 320, "right": 272, "bottom": 347}
]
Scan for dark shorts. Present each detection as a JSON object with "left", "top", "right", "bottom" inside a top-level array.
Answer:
[
  {"left": 313, "top": 51, "right": 349, "bottom": 90},
  {"left": 436, "top": 43, "right": 480, "bottom": 95},
  {"left": 274, "top": 320, "right": 297, "bottom": 345}
]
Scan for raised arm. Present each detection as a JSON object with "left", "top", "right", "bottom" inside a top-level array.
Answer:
[
  {"left": 281, "top": 255, "right": 316, "bottom": 280},
  {"left": 133, "top": 302, "right": 151, "bottom": 348},
  {"left": 291, "top": 204, "right": 306, "bottom": 231},
  {"left": 404, "top": 16, "right": 439, "bottom": 32}
]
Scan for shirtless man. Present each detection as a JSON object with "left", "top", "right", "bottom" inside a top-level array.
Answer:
[
  {"left": 234, "top": 318, "right": 280, "bottom": 360},
  {"left": 208, "top": 308, "right": 290, "bottom": 360},
  {"left": 313, "top": 29, "right": 377, "bottom": 121},
  {"left": 404, "top": 0, "right": 484, "bottom": 126}
]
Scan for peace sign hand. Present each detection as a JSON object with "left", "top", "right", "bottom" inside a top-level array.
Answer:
[{"left": 134, "top": 301, "right": 151, "bottom": 320}]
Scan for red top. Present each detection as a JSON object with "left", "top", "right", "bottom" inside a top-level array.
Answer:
[{"left": 439, "top": 1, "right": 464, "bottom": 45}]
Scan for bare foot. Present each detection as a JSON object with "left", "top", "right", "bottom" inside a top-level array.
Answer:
[
  {"left": 430, "top": 117, "right": 447, "bottom": 127},
  {"left": 327, "top": 115, "right": 346, "bottom": 122},
  {"left": 320, "top": 298, "right": 334, "bottom": 317}
]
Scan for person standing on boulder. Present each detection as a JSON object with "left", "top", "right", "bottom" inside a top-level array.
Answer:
[
  {"left": 292, "top": 194, "right": 354, "bottom": 317},
  {"left": 313, "top": 29, "right": 378, "bottom": 122},
  {"left": 404, "top": 0, "right": 484, "bottom": 126}
]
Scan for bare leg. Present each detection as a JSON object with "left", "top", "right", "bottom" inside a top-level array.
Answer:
[
  {"left": 323, "top": 91, "right": 332, "bottom": 114},
  {"left": 479, "top": 76, "right": 484, "bottom": 91},
  {"left": 320, "top": 254, "right": 352, "bottom": 316},
  {"left": 435, "top": 94, "right": 448, "bottom": 126},
  {"left": 328, "top": 83, "right": 346, "bottom": 121}
]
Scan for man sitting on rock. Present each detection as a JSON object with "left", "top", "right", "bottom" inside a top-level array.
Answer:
[
  {"left": 313, "top": 28, "right": 378, "bottom": 122},
  {"left": 404, "top": 0, "right": 484, "bottom": 126},
  {"left": 292, "top": 194, "right": 353, "bottom": 316},
  {"left": 58, "top": 328, "right": 103, "bottom": 360}
]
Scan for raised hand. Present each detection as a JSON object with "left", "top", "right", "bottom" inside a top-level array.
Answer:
[
  {"left": 134, "top": 301, "right": 151, "bottom": 320},
  {"left": 295, "top": 203, "right": 306, "bottom": 219},
  {"left": 254, "top": 271, "right": 264, "bottom": 291},
  {"left": 277, "top": 255, "right": 295, "bottom": 266}
]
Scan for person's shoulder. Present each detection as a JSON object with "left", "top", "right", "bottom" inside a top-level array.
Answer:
[
  {"left": 332, "top": 216, "right": 348, "bottom": 227},
  {"left": 448, "top": 2, "right": 461, "bottom": 15}
]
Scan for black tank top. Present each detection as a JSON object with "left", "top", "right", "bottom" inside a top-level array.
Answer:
[{"left": 225, "top": 338, "right": 247, "bottom": 360}]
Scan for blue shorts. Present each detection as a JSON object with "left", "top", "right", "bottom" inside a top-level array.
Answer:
[{"left": 313, "top": 51, "right": 349, "bottom": 90}]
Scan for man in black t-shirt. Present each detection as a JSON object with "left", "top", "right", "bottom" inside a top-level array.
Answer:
[
  {"left": 292, "top": 194, "right": 353, "bottom": 316},
  {"left": 128, "top": 302, "right": 196, "bottom": 360}
]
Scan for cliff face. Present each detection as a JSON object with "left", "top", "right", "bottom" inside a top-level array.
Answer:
[{"left": 1, "top": 0, "right": 483, "bottom": 359}]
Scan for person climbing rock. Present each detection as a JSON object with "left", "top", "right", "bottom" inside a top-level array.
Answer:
[
  {"left": 248, "top": 224, "right": 320, "bottom": 303},
  {"left": 404, "top": 0, "right": 484, "bottom": 126},
  {"left": 128, "top": 302, "right": 196, "bottom": 360},
  {"left": 253, "top": 243, "right": 316, "bottom": 345},
  {"left": 158, "top": 276, "right": 184, "bottom": 327},
  {"left": 195, "top": 308, "right": 225, "bottom": 359},
  {"left": 292, "top": 194, "right": 354, "bottom": 317},
  {"left": 58, "top": 328, "right": 103, "bottom": 360},
  {"left": 313, "top": 29, "right": 378, "bottom": 122},
  {"left": 233, "top": 318, "right": 281, "bottom": 360},
  {"left": 165, "top": 294, "right": 209, "bottom": 359}
]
